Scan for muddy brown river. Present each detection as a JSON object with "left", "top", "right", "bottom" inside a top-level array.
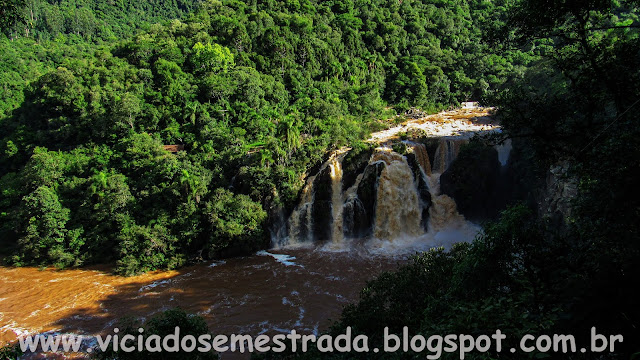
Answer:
[{"left": 0, "top": 247, "right": 404, "bottom": 355}]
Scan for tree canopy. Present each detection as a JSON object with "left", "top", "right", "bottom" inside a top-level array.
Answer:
[{"left": 0, "top": 0, "right": 530, "bottom": 274}]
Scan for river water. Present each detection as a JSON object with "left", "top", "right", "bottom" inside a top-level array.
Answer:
[{"left": 0, "top": 247, "right": 403, "bottom": 351}]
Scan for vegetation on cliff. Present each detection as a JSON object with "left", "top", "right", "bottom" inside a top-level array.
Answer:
[{"left": 0, "top": 0, "right": 527, "bottom": 274}]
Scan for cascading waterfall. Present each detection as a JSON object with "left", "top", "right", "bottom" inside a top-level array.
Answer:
[
  {"left": 286, "top": 174, "right": 316, "bottom": 245},
  {"left": 427, "top": 176, "right": 465, "bottom": 232},
  {"left": 373, "top": 152, "right": 422, "bottom": 240},
  {"left": 342, "top": 167, "right": 369, "bottom": 240},
  {"left": 424, "top": 139, "right": 478, "bottom": 247},
  {"left": 329, "top": 156, "right": 345, "bottom": 246},
  {"left": 433, "top": 139, "right": 465, "bottom": 173},
  {"left": 408, "top": 142, "right": 432, "bottom": 176},
  {"left": 278, "top": 139, "right": 479, "bottom": 252},
  {"left": 495, "top": 139, "right": 512, "bottom": 166}
]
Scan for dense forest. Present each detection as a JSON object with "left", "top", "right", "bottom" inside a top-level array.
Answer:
[
  {"left": 1, "top": 0, "right": 527, "bottom": 274},
  {"left": 0, "top": 0, "right": 201, "bottom": 118},
  {"left": 270, "top": 0, "right": 640, "bottom": 359},
  {"left": 1, "top": 0, "right": 639, "bottom": 358}
]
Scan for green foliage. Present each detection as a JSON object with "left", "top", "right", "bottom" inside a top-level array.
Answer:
[
  {"left": 0, "top": 0, "right": 525, "bottom": 273},
  {"left": 0, "top": 0, "right": 637, "bottom": 356},
  {"left": 0, "top": 341, "right": 20, "bottom": 360},
  {"left": 206, "top": 188, "right": 267, "bottom": 256},
  {"left": 116, "top": 221, "right": 185, "bottom": 276},
  {"left": 92, "top": 308, "right": 217, "bottom": 360},
  {"left": 192, "top": 42, "right": 235, "bottom": 74},
  {"left": 0, "top": 0, "right": 26, "bottom": 33},
  {"left": 13, "top": 185, "right": 83, "bottom": 268},
  {"left": 2, "top": 0, "right": 199, "bottom": 41}
]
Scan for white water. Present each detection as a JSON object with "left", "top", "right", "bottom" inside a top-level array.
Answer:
[
  {"left": 495, "top": 138, "right": 513, "bottom": 166},
  {"left": 373, "top": 155, "right": 423, "bottom": 240},
  {"left": 329, "top": 156, "right": 345, "bottom": 247},
  {"left": 281, "top": 142, "right": 481, "bottom": 256}
]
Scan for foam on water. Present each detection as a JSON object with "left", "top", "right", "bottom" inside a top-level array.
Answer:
[
  {"left": 256, "top": 250, "right": 302, "bottom": 267},
  {"left": 209, "top": 260, "right": 227, "bottom": 268}
]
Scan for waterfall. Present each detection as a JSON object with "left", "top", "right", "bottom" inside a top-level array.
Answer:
[
  {"left": 287, "top": 173, "right": 317, "bottom": 245},
  {"left": 495, "top": 139, "right": 512, "bottom": 166},
  {"left": 277, "top": 139, "right": 480, "bottom": 253},
  {"left": 433, "top": 139, "right": 466, "bottom": 173},
  {"left": 409, "top": 142, "right": 432, "bottom": 176},
  {"left": 427, "top": 178, "right": 465, "bottom": 231},
  {"left": 329, "top": 157, "right": 345, "bottom": 246},
  {"left": 269, "top": 205, "right": 288, "bottom": 248},
  {"left": 342, "top": 166, "right": 372, "bottom": 239},
  {"left": 373, "top": 156, "right": 422, "bottom": 240},
  {"left": 421, "top": 168, "right": 479, "bottom": 249},
  {"left": 285, "top": 150, "right": 348, "bottom": 246},
  {"left": 427, "top": 139, "right": 469, "bottom": 236}
]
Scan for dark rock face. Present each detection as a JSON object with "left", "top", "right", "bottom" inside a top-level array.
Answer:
[
  {"left": 311, "top": 166, "right": 333, "bottom": 241},
  {"left": 537, "top": 161, "right": 577, "bottom": 234},
  {"left": 343, "top": 161, "right": 385, "bottom": 238},
  {"left": 405, "top": 152, "right": 432, "bottom": 231},
  {"left": 440, "top": 141, "right": 502, "bottom": 221},
  {"left": 267, "top": 198, "right": 287, "bottom": 247},
  {"left": 293, "top": 204, "right": 313, "bottom": 240},
  {"left": 343, "top": 197, "right": 368, "bottom": 238},
  {"left": 417, "top": 177, "right": 432, "bottom": 232},
  {"left": 405, "top": 107, "right": 426, "bottom": 119},
  {"left": 341, "top": 146, "right": 373, "bottom": 192}
]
